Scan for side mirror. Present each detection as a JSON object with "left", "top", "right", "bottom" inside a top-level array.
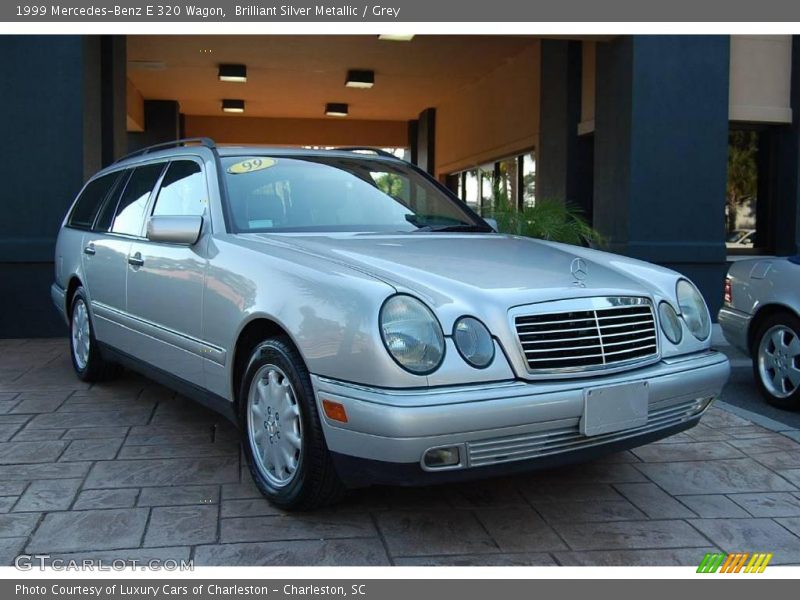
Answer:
[
  {"left": 484, "top": 217, "right": 498, "bottom": 232},
  {"left": 147, "top": 215, "right": 203, "bottom": 246}
]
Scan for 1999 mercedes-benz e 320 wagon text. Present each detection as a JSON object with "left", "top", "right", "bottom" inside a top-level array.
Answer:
[{"left": 52, "top": 138, "right": 730, "bottom": 509}]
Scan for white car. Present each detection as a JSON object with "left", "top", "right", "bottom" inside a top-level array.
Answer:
[{"left": 719, "top": 255, "right": 800, "bottom": 409}]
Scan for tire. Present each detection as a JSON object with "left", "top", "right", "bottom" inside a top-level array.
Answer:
[
  {"left": 68, "top": 287, "right": 119, "bottom": 382},
  {"left": 239, "top": 336, "right": 345, "bottom": 510},
  {"left": 752, "top": 312, "right": 800, "bottom": 410}
]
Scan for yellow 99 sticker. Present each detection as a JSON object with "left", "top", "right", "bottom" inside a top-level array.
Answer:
[{"left": 227, "top": 158, "right": 276, "bottom": 174}]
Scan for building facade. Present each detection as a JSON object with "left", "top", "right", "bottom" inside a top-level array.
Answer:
[{"left": 1, "top": 34, "right": 798, "bottom": 337}]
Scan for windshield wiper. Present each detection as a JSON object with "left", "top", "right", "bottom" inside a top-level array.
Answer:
[{"left": 412, "top": 223, "right": 494, "bottom": 233}]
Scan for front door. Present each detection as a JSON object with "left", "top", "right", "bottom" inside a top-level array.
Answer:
[{"left": 125, "top": 158, "right": 210, "bottom": 386}]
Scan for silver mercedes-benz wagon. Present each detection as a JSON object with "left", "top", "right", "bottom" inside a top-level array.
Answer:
[{"left": 52, "top": 138, "right": 730, "bottom": 509}]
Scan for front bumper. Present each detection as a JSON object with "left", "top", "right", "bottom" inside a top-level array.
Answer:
[{"left": 312, "top": 350, "right": 730, "bottom": 486}]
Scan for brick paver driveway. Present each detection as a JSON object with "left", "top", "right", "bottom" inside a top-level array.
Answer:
[{"left": 2, "top": 338, "right": 800, "bottom": 566}]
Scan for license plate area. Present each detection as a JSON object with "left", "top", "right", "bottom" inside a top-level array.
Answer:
[{"left": 581, "top": 381, "right": 649, "bottom": 437}]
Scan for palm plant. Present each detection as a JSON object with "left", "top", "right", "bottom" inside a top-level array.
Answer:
[{"left": 486, "top": 198, "right": 604, "bottom": 247}]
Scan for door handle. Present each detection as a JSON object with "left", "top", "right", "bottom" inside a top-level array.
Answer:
[
  {"left": 128, "top": 252, "right": 144, "bottom": 267},
  {"left": 83, "top": 243, "right": 96, "bottom": 256}
]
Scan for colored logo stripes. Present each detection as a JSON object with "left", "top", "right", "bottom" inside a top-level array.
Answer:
[{"left": 697, "top": 552, "right": 773, "bottom": 573}]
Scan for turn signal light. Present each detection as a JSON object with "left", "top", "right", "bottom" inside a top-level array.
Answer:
[
  {"left": 724, "top": 277, "right": 732, "bottom": 305},
  {"left": 322, "top": 399, "right": 348, "bottom": 423}
]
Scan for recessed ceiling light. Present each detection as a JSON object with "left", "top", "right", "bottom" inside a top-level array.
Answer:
[
  {"left": 219, "top": 64, "right": 247, "bottom": 83},
  {"left": 222, "top": 99, "right": 245, "bottom": 113},
  {"left": 345, "top": 69, "right": 375, "bottom": 89},
  {"left": 325, "top": 103, "right": 349, "bottom": 117},
  {"left": 378, "top": 34, "right": 415, "bottom": 42}
]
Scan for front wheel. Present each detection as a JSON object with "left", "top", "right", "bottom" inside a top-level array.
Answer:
[
  {"left": 753, "top": 313, "right": 800, "bottom": 410},
  {"left": 239, "top": 337, "right": 345, "bottom": 510}
]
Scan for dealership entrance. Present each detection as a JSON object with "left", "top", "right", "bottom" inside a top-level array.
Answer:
[{"left": 1, "top": 34, "right": 799, "bottom": 337}]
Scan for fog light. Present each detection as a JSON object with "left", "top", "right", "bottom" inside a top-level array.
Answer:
[
  {"left": 691, "top": 396, "right": 715, "bottom": 415},
  {"left": 697, "top": 396, "right": 715, "bottom": 412},
  {"left": 423, "top": 446, "right": 460, "bottom": 468}
]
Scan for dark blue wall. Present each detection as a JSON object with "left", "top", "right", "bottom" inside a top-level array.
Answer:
[
  {"left": 0, "top": 36, "right": 125, "bottom": 337},
  {"left": 594, "top": 36, "right": 731, "bottom": 315}
]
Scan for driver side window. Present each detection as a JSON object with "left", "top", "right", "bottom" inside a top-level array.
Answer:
[{"left": 152, "top": 160, "right": 207, "bottom": 217}]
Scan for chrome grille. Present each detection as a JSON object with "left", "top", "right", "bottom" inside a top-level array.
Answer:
[
  {"left": 467, "top": 399, "right": 704, "bottom": 468},
  {"left": 514, "top": 297, "right": 658, "bottom": 373}
]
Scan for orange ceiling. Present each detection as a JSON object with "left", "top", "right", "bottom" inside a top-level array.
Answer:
[{"left": 126, "top": 35, "right": 539, "bottom": 121}]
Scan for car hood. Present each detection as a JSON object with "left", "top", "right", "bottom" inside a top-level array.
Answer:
[{"left": 241, "top": 232, "right": 679, "bottom": 311}]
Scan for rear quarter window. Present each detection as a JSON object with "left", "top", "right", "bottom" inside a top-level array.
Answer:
[{"left": 67, "top": 172, "right": 120, "bottom": 230}]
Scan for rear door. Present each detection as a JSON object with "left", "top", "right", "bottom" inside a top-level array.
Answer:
[
  {"left": 83, "top": 162, "right": 166, "bottom": 350},
  {"left": 59, "top": 171, "right": 123, "bottom": 320}
]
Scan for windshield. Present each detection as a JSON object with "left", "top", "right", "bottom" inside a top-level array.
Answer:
[{"left": 221, "top": 155, "right": 489, "bottom": 233}]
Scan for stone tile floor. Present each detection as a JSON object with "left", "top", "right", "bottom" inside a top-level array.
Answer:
[{"left": 1, "top": 338, "right": 800, "bottom": 566}]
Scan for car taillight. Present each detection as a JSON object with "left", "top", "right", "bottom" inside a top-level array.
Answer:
[{"left": 724, "top": 277, "right": 732, "bottom": 305}]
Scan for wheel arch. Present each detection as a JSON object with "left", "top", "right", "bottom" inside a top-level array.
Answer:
[
  {"left": 748, "top": 303, "right": 800, "bottom": 353},
  {"left": 65, "top": 275, "right": 84, "bottom": 315},
  {"left": 230, "top": 315, "right": 307, "bottom": 412}
]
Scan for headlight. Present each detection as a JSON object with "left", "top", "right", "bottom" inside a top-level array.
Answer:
[
  {"left": 676, "top": 279, "right": 711, "bottom": 340},
  {"left": 453, "top": 317, "right": 495, "bottom": 368},
  {"left": 658, "top": 302, "right": 683, "bottom": 344},
  {"left": 380, "top": 295, "right": 445, "bottom": 374}
]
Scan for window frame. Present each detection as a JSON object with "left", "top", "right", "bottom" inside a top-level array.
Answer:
[
  {"left": 148, "top": 157, "right": 210, "bottom": 222},
  {"left": 65, "top": 171, "right": 125, "bottom": 232},
  {"left": 87, "top": 161, "right": 167, "bottom": 240}
]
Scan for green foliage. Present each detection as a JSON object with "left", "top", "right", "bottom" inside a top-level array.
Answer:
[
  {"left": 373, "top": 172, "right": 405, "bottom": 198},
  {"left": 486, "top": 199, "right": 605, "bottom": 247}
]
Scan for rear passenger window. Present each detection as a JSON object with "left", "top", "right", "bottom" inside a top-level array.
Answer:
[
  {"left": 152, "top": 161, "right": 207, "bottom": 217},
  {"left": 67, "top": 172, "right": 120, "bottom": 230},
  {"left": 94, "top": 169, "right": 131, "bottom": 233},
  {"left": 110, "top": 163, "right": 165, "bottom": 236}
]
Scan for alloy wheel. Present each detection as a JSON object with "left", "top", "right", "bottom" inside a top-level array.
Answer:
[
  {"left": 758, "top": 324, "right": 800, "bottom": 399},
  {"left": 71, "top": 298, "right": 91, "bottom": 371},
  {"left": 246, "top": 364, "right": 304, "bottom": 488}
]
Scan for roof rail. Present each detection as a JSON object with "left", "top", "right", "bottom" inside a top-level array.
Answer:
[
  {"left": 115, "top": 137, "right": 217, "bottom": 164},
  {"left": 336, "top": 146, "right": 400, "bottom": 159}
]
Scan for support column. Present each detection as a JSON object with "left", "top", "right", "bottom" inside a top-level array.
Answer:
[
  {"left": 127, "top": 100, "right": 181, "bottom": 153},
  {"left": 773, "top": 35, "right": 800, "bottom": 256},
  {"left": 0, "top": 35, "right": 124, "bottom": 337},
  {"left": 594, "top": 35, "right": 730, "bottom": 315},
  {"left": 415, "top": 108, "right": 436, "bottom": 175},
  {"left": 537, "top": 41, "right": 582, "bottom": 203},
  {"left": 407, "top": 120, "right": 419, "bottom": 166},
  {"left": 100, "top": 35, "right": 127, "bottom": 165}
]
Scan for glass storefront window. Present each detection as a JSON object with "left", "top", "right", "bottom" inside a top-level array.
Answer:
[
  {"left": 448, "top": 149, "right": 536, "bottom": 215},
  {"left": 522, "top": 152, "right": 536, "bottom": 208},
  {"left": 464, "top": 170, "right": 479, "bottom": 213},
  {"left": 725, "top": 130, "right": 758, "bottom": 252},
  {"left": 479, "top": 164, "right": 494, "bottom": 215},
  {"left": 497, "top": 158, "right": 518, "bottom": 211}
]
